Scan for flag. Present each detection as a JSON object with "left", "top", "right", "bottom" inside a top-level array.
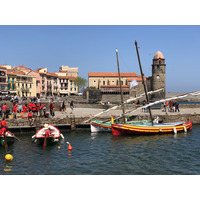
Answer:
[{"left": 130, "top": 79, "right": 138, "bottom": 89}]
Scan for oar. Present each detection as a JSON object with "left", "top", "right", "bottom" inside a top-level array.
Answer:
[
  {"left": 43, "top": 134, "right": 47, "bottom": 148},
  {"left": 3, "top": 132, "right": 8, "bottom": 150},
  {"left": 14, "top": 135, "right": 21, "bottom": 141}
]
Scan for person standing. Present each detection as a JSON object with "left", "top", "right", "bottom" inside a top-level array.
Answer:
[
  {"left": 142, "top": 100, "right": 146, "bottom": 112},
  {"left": 31, "top": 102, "right": 37, "bottom": 117},
  {"left": 70, "top": 101, "right": 74, "bottom": 114},
  {"left": 49, "top": 103, "right": 55, "bottom": 117},
  {"left": 61, "top": 101, "right": 66, "bottom": 112},
  {"left": 28, "top": 101, "right": 32, "bottom": 112},
  {"left": 18, "top": 102, "right": 22, "bottom": 113},
  {"left": 13, "top": 102, "right": 18, "bottom": 119},
  {"left": 43, "top": 104, "right": 47, "bottom": 117},
  {"left": 2, "top": 103, "right": 7, "bottom": 119},
  {"left": 175, "top": 100, "right": 180, "bottom": 112},
  {"left": 22, "top": 103, "right": 28, "bottom": 118},
  {"left": 39, "top": 103, "right": 43, "bottom": 117}
]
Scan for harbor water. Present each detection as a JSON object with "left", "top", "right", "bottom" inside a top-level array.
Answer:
[{"left": 1, "top": 125, "right": 200, "bottom": 175}]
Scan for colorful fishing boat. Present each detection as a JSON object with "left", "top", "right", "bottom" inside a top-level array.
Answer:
[
  {"left": 90, "top": 119, "right": 154, "bottom": 133},
  {"left": 112, "top": 120, "right": 192, "bottom": 136},
  {"left": 32, "top": 124, "right": 64, "bottom": 146},
  {"left": 0, "top": 131, "right": 15, "bottom": 146},
  {"left": 111, "top": 41, "right": 193, "bottom": 136}
]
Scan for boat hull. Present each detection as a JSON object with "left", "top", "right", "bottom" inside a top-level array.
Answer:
[
  {"left": 112, "top": 121, "right": 192, "bottom": 136},
  {"left": 90, "top": 122, "right": 111, "bottom": 133},
  {"left": 0, "top": 131, "right": 15, "bottom": 146},
  {"left": 90, "top": 120, "right": 153, "bottom": 133}
]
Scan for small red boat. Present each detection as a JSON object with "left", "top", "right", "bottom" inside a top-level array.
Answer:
[{"left": 32, "top": 124, "right": 64, "bottom": 146}]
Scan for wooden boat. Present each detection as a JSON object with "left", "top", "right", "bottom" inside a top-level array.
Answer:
[
  {"left": 111, "top": 41, "right": 193, "bottom": 136},
  {"left": 90, "top": 119, "right": 153, "bottom": 133},
  {"left": 32, "top": 124, "right": 64, "bottom": 146},
  {"left": 112, "top": 120, "right": 192, "bottom": 136},
  {"left": 0, "top": 131, "right": 15, "bottom": 146}
]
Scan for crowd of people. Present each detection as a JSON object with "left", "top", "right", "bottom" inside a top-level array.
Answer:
[
  {"left": 0, "top": 98, "right": 75, "bottom": 126},
  {"left": 162, "top": 100, "right": 180, "bottom": 113}
]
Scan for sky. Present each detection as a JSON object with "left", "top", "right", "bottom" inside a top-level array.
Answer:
[{"left": 0, "top": 25, "right": 200, "bottom": 92}]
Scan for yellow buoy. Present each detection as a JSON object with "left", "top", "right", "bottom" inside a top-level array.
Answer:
[
  {"left": 5, "top": 154, "right": 13, "bottom": 162},
  {"left": 58, "top": 146, "right": 60, "bottom": 149}
]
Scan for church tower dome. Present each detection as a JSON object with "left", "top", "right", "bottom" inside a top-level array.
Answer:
[{"left": 153, "top": 51, "right": 164, "bottom": 59}]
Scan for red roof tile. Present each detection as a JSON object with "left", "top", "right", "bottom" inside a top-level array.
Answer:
[
  {"left": 100, "top": 85, "right": 129, "bottom": 88},
  {"left": 88, "top": 72, "right": 138, "bottom": 77}
]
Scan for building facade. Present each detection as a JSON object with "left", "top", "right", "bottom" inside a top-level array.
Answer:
[
  {"left": 0, "top": 65, "right": 8, "bottom": 94},
  {"left": 7, "top": 68, "right": 36, "bottom": 97},
  {"left": 88, "top": 51, "right": 166, "bottom": 102}
]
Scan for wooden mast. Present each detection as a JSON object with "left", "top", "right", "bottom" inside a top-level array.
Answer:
[
  {"left": 115, "top": 48, "right": 126, "bottom": 123},
  {"left": 134, "top": 41, "right": 154, "bottom": 126}
]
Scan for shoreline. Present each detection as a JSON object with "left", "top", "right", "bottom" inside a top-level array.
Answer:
[{"left": 5, "top": 106, "right": 200, "bottom": 135}]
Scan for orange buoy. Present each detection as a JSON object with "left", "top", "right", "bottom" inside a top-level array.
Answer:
[{"left": 67, "top": 142, "right": 72, "bottom": 151}]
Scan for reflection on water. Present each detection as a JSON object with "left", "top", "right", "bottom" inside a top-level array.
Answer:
[{"left": 0, "top": 126, "right": 199, "bottom": 175}]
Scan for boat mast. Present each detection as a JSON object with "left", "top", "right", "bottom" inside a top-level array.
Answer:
[
  {"left": 116, "top": 48, "right": 126, "bottom": 123},
  {"left": 134, "top": 41, "right": 154, "bottom": 126}
]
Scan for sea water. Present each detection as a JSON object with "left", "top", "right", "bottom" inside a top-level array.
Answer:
[{"left": 1, "top": 125, "right": 200, "bottom": 175}]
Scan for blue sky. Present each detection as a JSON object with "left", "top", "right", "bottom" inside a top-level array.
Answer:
[{"left": 0, "top": 25, "right": 200, "bottom": 92}]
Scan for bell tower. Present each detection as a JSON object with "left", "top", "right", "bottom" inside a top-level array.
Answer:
[{"left": 151, "top": 51, "right": 166, "bottom": 100}]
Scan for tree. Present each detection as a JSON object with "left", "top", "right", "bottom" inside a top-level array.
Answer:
[{"left": 74, "top": 77, "right": 87, "bottom": 93}]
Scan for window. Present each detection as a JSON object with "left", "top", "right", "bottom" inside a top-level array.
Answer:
[
  {"left": 30, "top": 84, "right": 32, "bottom": 88},
  {"left": 103, "top": 81, "right": 105, "bottom": 85},
  {"left": 8, "top": 77, "right": 10, "bottom": 83},
  {"left": 12, "top": 84, "right": 15, "bottom": 90},
  {"left": 157, "top": 65, "right": 160, "bottom": 69},
  {"left": 94, "top": 80, "right": 96, "bottom": 83}
]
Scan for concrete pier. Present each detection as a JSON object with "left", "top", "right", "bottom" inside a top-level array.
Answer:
[{"left": 4, "top": 103, "right": 200, "bottom": 135}]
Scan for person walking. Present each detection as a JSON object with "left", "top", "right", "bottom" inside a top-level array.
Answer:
[{"left": 70, "top": 101, "right": 74, "bottom": 114}]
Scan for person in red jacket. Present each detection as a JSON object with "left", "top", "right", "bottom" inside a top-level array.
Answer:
[
  {"left": 31, "top": 102, "right": 37, "bottom": 117},
  {"left": 21, "top": 104, "right": 28, "bottom": 118},
  {"left": 39, "top": 103, "right": 43, "bottom": 117},
  {"left": 28, "top": 101, "right": 32, "bottom": 112},
  {"left": 0, "top": 119, "right": 8, "bottom": 135},
  {"left": 2, "top": 103, "right": 7, "bottom": 119},
  {"left": 13, "top": 103, "right": 18, "bottom": 119},
  {"left": 28, "top": 111, "right": 35, "bottom": 126},
  {"left": 49, "top": 103, "right": 55, "bottom": 117}
]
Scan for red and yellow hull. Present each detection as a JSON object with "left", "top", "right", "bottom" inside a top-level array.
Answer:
[{"left": 112, "top": 121, "right": 192, "bottom": 136}]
